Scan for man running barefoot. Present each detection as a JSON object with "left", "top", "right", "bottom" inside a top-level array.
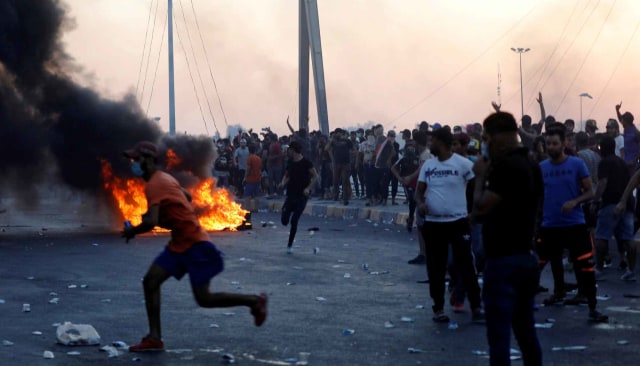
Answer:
[{"left": 121, "top": 141, "right": 268, "bottom": 352}]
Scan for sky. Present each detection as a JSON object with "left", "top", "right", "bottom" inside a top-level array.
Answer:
[{"left": 62, "top": 0, "right": 640, "bottom": 137}]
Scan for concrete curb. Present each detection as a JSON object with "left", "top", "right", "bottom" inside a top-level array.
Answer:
[{"left": 250, "top": 198, "right": 410, "bottom": 226}]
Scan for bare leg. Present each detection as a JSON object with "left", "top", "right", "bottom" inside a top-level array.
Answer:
[
  {"left": 142, "top": 264, "right": 172, "bottom": 340},
  {"left": 192, "top": 284, "right": 267, "bottom": 326},
  {"left": 192, "top": 285, "right": 260, "bottom": 308}
]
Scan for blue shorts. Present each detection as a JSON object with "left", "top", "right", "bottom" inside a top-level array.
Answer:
[
  {"left": 595, "top": 204, "right": 634, "bottom": 241},
  {"left": 153, "top": 241, "right": 225, "bottom": 288},
  {"left": 244, "top": 182, "right": 261, "bottom": 198}
]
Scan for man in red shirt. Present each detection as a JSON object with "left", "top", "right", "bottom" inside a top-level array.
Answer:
[{"left": 121, "top": 141, "right": 268, "bottom": 352}]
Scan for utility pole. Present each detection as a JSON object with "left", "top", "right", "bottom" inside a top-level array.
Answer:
[
  {"left": 511, "top": 47, "right": 530, "bottom": 118},
  {"left": 168, "top": 0, "right": 176, "bottom": 135}
]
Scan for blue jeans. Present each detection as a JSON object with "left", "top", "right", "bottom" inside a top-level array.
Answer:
[{"left": 483, "top": 252, "right": 542, "bottom": 366}]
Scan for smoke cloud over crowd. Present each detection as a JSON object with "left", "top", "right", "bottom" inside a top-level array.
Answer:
[{"left": 0, "top": 0, "right": 213, "bottom": 208}]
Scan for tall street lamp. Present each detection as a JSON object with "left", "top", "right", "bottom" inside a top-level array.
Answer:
[
  {"left": 511, "top": 47, "right": 530, "bottom": 118},
  {"left": 579, "top": 92, "right": 593, "bottom": 131}
]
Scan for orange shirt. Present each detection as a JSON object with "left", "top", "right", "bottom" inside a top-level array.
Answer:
[
  {"left": 245, "top": 154, "right": 262, "bottom": 183},
  {"left": 145, "top": 171, "right": 209, "bottom": 253}
]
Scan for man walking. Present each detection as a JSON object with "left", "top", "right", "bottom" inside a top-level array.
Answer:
[
  {"left": 121, "top": 141, "right": 268, "bottom": 352},
  {"left": 415, "top": 128, "right": 484, "bottom": 323},
  {"left": 537, "top": 124, "right": 608, "bottom": 322},
  {"left": 279, "top": 141, "right": 318, "bottom": 254},
  {"left": 472, "top": 112, "right": 543, "bottom": 366}
]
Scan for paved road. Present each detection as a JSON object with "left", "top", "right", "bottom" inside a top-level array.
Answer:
[{"left": 1, "top": 202, "right": 639, "bottom": 365}]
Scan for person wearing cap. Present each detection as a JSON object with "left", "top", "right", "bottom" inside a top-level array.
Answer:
[
  {"left": 233, "top": 139, "right": 250, "bottom": 197},
  {"left": 471, "top": 111, "right": 543, "bottom": 366},
  {"left": 121, "top": 141, "right": 268, "bottom": 352},
  {"left": 585, "top": 119, "right": 598, "bottom": 138},
  {"left": 278, "top": 141, "right": 318, "bottom": 254}
]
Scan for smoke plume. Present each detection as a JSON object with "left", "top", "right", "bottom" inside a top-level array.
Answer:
[{"left": 0, "top": 0, "right": 213, "bottom": 209}]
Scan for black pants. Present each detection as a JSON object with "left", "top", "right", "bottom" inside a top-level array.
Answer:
[
  {"left": 538, "top": 225, "right": 598, "bottom": 309},
  {"left": 281, "top": 196, "right": 308, "bottom": 247},
  {"left": 422, "top": 218, "right": 482, "bottom": 313}
]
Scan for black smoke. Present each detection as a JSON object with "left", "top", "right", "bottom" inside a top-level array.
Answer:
[{"left": 0, "top": 0, "right": 214, "bottom": 207}]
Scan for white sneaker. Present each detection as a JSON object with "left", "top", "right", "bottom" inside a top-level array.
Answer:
[
  {"left": 621, "top": 270, "right": 636, "bottom": 281},
  {"left": 286, "top": 247, "right": 293, "bottom": 255}
]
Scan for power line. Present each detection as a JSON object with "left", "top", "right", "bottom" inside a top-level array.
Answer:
[
  {"left": 508, "top": 0, "right": 599, "bottom": 113},
  {"left": 388, "top": 2, "right": 539, "bottom": 123},
  {"left": 518, "top": 0, "right": 582, "bottom": 111},
  {"left": 173, "top": 8, "right": 211, "bottom": 135},
  {"left": 135, "top": 0, "right": 155, "bottom": 101},
  {"left": 139, "top": 0, "right": 161, "bottom": 104},
  {"left": 178, "top": 0, "right": 219, "bottom": 135},
  {"left": 587, "top": 16, "right": 640, "bottom": 116},
  {"left": 554, "top": 0, "right": 615, "bottom": 115},
  {"left": 189, "top": 0, "right": 229, "bottom": 128},
  {"left": 145, "top": 13, "right": 168, "bottom": 116}
]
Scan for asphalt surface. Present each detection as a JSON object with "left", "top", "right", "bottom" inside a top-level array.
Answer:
[{"left": 1, "top": 200, "right": 640, "bottom": 365}]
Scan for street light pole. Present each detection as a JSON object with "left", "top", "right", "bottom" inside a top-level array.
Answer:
[
  {"left": 511, "top": 47, "right": 530, "bottom": 118},
  {"left": 579, "top": 92, "right": 593, "bottom": 131}
]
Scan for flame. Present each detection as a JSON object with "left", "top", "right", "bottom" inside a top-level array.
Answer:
[
  {"left": 100, "top": 160, "right": 248, "bottom": 231},
  {"left": 191, "top": 178, "right": 249, "bottom": 231},
  {"left": 101, "top": 159, "right": 147, "bottom": 226},
  {"left": 165, "top": 149, "right": 181, "bottom": 170}
]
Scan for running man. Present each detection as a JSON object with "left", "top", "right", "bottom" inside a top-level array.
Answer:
[
  {"left": 279, "top": 141, "right": 318, "bottom": 254},
  {"left": 121, "top": 141, "right": 268, "bottom": 352}
]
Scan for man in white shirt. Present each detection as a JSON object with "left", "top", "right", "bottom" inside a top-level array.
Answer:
[
  {"left": 606, "top": 119, "right": 624, "bottom": 158},
  {"left": 415, "top": 128, "right": 484, "bottom": 323}
]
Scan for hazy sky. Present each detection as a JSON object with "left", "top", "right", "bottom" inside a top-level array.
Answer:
[{"left": 62, "top": 0, "right": 640, "bottom": 137}]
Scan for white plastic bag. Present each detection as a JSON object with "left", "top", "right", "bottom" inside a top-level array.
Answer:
[{"left": 56, "top": 322, "right": 101, "bottom": 346}]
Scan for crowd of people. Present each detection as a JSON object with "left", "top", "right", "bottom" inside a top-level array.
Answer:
[{"left": 124, "top": 93, "right": 639, "bottom": 365}]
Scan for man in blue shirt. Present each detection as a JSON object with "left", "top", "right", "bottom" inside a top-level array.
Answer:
[{"left": 538, "top": 123, "right": 608, "bottom": 322}]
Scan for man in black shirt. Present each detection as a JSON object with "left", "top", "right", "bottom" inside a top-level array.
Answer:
[
  {"left": 596, "top": 136, "right": 636, "bottom": 280},
  {"left": 472, "top": 112, "right": 543, "bottom": 366},
  {"left": 279, "top": 141, "right": 318, "bottom": 254}
]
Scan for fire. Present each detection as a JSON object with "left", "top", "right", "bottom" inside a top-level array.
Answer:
[
  {"left": 101, "top": 159, "right": 147, "bottom": 226},
  {"left": 100, "top": 159, "right": 248, "bottom": 231},
  {"left": 191, "top": 178, "right": 248, "bottom": 231},
  {"left": 165, "top": 149, "right": 181, "bottom": 170}
]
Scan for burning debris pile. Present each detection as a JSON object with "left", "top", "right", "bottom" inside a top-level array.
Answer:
[
  {"left": 102, "top": 137, "right": 248, "bottom": 231},
  {"left": 0, "top": 0, "right": 246, "bottom": 231}
]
